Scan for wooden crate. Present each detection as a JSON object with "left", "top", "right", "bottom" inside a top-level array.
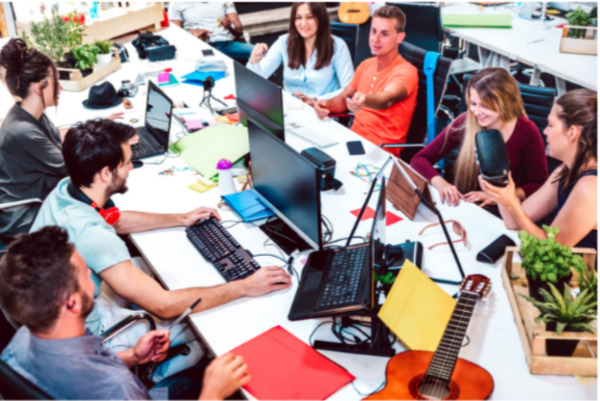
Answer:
[
  {"left": 560, "top": 26, "right": 598, "bottom": 56},
  {"left": 58, "top": 53, "right": 121, "bottom": 92},
  {"left": 501, "top": 246, "right": 597, "bottom": 376}
]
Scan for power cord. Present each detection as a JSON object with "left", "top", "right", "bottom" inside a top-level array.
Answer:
[
  {"left": 325, "top": 236, "right": 366, "bottom": 247},
  {"left": 252, "top": 253, "right": 299, "bottom": 281}
]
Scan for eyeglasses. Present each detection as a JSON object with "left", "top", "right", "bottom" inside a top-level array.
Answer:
[{"left": 419, "top": 220, "right": 468, "bottom": 250}]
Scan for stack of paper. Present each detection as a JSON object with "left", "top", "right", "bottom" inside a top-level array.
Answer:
[{"left": 378, "top": 261, "right": 456, "bottom": 352}]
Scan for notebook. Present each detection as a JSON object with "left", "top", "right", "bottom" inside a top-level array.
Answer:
[
  {"left": 378, "top": 261, "right": 456, "bottom": 352},
  {"left": 222, "top": 190, "right": 274, "bottom": 222},
  {"left": 228, "top": 326, "right": 355, "bottom": 400}
]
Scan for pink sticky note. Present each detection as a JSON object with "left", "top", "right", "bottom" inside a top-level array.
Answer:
[
  {"left": 185, "top": 119, "right": 204, "bottom": 130},
  {"left": 158, "top": 72, "right": 170, "bottom": 83}
]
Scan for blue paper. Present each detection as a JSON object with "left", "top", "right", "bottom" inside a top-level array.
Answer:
[
  {"left": 181, "top": 71, "right": 226, "bottom": 85},
  {"left": 222, "top": 190, "right": 274, "bottom": 222}
]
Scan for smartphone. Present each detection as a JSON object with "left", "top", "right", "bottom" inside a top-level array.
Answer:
[
  {"left": 202, "top": 49, "right": 215, "bottom": 57},
  {"left": 347, "top": 141, "right": 365, "bottom": 155}
]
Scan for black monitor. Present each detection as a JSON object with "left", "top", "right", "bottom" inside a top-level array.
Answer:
[
  {"left": 248, "top": 118, "right": 321, "bottom": 250},
  {"left": 233, "top": 61, "right": 284, "bottom": 138},
  {"left": 371, "top": 177, "right": 386, "bottom": 275},
  {"left": 145, "top": 80, "right": 173, "bottom": 147}
]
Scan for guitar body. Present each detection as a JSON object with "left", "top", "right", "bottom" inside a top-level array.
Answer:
[
  {"left": 338, "top": 2, "right": 370, "bottom": 25},
  {"left": 365, "top": 351, "right": 494, "bottom": 400}
]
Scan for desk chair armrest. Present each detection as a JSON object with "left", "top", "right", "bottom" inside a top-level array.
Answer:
[
  {"left": 380, "top": 143, "right": 426, "bottom": 149},
  {"left": 101, "top": 312, "right": 156, "bottom": 343},
  {"left": 438, "top": 104, "right": 455, "bottom": 122},
  {"left": 0, "top": 199, "right": 43, "bottom": 211}
]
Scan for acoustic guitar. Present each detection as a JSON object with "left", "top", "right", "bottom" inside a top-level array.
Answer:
[
  {"left": 338, "top": 2, "right": 370, "bottom": 25},
  {"left": 366, "top": 274, "right": 494, "bottom": 400}
]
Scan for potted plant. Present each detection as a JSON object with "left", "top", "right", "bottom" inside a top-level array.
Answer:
[
  {"left": 574, "top": 262, "right": 597, "bottom": 311},
  {"left": 72, "top": 44, "right": 100, "bottom": 77},
  {"left": 518, "top": 226, "right": 585, "bottom": 302},
  {"left": 519, "top": 283, "right": 597, "bottom": 357},
  {"left": 565, "top": 6, "right": 597, "bottom": 38},
  {"left": 22, "top": 3, "right": 85, "bottom": 80},
  {"left": 94, "top": 39, "right": 114, "bottom": 69}
]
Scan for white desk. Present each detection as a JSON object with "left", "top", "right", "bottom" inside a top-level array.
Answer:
[
  {"left": 442, "top": 3, "right": 598, "bottom": 95},
  {"left": 49, "top": 24, "right": 596, "bottom": 401}
]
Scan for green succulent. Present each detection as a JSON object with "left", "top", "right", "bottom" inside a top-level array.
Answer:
[
  {"left": 73, "top": 44, "right": 100, "bottom": 71},
  {"left": 519, "top": 283, "right": 597, "bottom": 335},
  {"left": 518, "top": 226, "right": 586, "bottom": 283},
  {"left": 21, "top": 3, "right": 85, "bottom": 63},
  {"left": 566, "top": 6, "right": 594, "bottom": 38},
  {"left": 374, "top": 271, "right": 396, "bottom": 286},
  {"left": 574, "top": 264, "right": 597, "bottom": 311},
  {"left": 94, "top": 39, "right": 113, "bottom": 55}
]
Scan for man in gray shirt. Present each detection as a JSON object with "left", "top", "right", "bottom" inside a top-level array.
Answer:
[{"left": 0, "top": 226, "right": 250, "bottom": 400}]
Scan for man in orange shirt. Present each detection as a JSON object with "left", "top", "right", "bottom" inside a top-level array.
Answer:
[{"left": 314, "top": 5, "right": 418, "bottom": 156}]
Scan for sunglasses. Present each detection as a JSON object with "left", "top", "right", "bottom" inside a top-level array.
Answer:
[{"left": 419, "top": 220, "right": 468, "bottom": 250}]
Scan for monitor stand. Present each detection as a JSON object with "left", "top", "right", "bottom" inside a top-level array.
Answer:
[
  {"left": 259, "top": 217, "right": 312, "bottom": 256},
  {"left": 313, "top": 308, "right": 395, "bottom": 357}
]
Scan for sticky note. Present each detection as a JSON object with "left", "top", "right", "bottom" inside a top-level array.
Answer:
[
  {"left": 225, "top": 113, "right": 239, "bottom": 122},
  {"left": 189, "top": 182, "right": 214, "bottom": 193},
  {"left": 158, "top": 72, "right": 170, "bottom": 83},
  {"left": 185, "top": 119, "right": 205, "bottom": 130},
  {"left": 351, "top": 206, "right": 375, "bottom": 221},
  {"left": 197, "top": 176, "right": 217, "bottom": 188},
  {"left": 386, "top": 211, "right": 403, "bottom": 226},
  {"left": 216, "top": 115, "right": 235, "bottom": 124}
]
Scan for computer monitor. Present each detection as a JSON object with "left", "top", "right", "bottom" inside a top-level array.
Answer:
[
  {"left": 248, "top": 118, "right": 321, "bottom": 250},
  {"left": 371, "top": 177, "right": 386, "bottom": 277},
  {"left": 145, "top": 80, "right": 173, "bottom": 146},
  {"left": 233, "top": 61, "right": 284, "bottom": 138}
]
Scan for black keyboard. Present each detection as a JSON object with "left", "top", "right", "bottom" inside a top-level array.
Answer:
[
  {"left": 186, "top": 217, "right": 261, "bottom": 282},
  {"left": 318, "top": 246, "right": 367, "bottom": 309},
  {"left": 132, "top": 135, "right": 155, "bottom": 159}
]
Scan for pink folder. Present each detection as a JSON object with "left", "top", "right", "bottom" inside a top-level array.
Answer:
[
  {"left": 158, "top": 72, "right": 170, "bottom": 83},
  {"left": 229, "top": 326, "right": 355, "bottom": 400}
]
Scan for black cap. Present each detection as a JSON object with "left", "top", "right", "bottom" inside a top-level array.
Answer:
[{"left": 82, "top": 82, "right": 121, "bottom": 109}]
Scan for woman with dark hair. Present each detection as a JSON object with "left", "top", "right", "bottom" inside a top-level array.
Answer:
[
  {"left": 481, "top": 89, "right": 597, "bottom": 251},
  {"left": 247, "top": 2, "right": 353, "bottom": 105},
  {"left": 0, "top": 39, "right": 121, "bottom": 243},
  {"left": 411, "top": 68, "right": 548, "bottom": 209}
]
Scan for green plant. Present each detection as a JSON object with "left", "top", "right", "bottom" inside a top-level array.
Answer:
[
  {"left": 374, "top": 271, "right": 396, "bottom": 287},
  {"left": 94, "top": 39, "right": 113, "bottom": 55},
  {"left": 518, "top": 226, "right": 586, "bottom": 283},
  {"left": 22, "top": 3, "right": 85, "bottom": 63},
  {"left": 72, "top": 44, "right": 100, "bottom": 71},
  {"left": 566, "top": 6, "right": 593, "bottom": 38},
  {"left": 575, "top": 264, "right": 597, "bottom": 310},
  {"left": 519, "top": 283, "right": 597, "bottom": 335}
]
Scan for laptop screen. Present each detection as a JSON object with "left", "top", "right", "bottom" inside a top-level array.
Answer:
[
  {"left": 371, "top": 177, "right": 386, "bottom": 271},
  {"left": 145, "top": 81, "right": 173, "bottom": 146}
]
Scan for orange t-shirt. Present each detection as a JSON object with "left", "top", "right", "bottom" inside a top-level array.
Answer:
[{"left": 349, "top": 55, "right": 418, "bottom": 156}]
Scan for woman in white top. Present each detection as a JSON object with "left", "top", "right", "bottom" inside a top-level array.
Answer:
[{"left": 247, "top": 2, "right": 354, "bottom": 106}]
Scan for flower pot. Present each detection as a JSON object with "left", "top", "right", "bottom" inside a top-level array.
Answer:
[
  {"left": 80, "top": 68, "right": 94, "bottom": 77},
  {"left": 96, "top": 53, "right": 113, "bottom": 69},
  {"left": 545, "top": 322, "right": 581, "bottom": 357},
  {"left": 526, "top": 272, "right": 573, "bottom": 303}
]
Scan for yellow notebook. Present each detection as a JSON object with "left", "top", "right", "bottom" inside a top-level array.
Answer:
[{"left": 378, "top": 261, "right": 456, "bottom": 352}]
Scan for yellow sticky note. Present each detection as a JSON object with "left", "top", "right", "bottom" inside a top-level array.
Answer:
[
  {"left": 197, "top": 176, "right": 217, "bottom": 188},
  {"left": 378, "top": 261, "right": 456, "bottom": 351},
  {"left": 575, "top": 376, "right": 597, "bottom": 386},
  {"left": 189, "top": 182, "right": 213, "bottom": 193},
  {"left": 216, "top": 115, "right": 235, "bottom": 124}
]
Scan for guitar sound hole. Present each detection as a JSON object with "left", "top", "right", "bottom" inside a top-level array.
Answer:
[{"left": 417, "top": 377, "right": 450, "bottom": 400}]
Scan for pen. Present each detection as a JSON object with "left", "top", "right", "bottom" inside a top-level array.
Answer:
[
  {"left": 528, "top": 39, "right": 545, "bottom": 44},
  {"left": 168, "top": 298, "right": 202, "bottom": 331}
]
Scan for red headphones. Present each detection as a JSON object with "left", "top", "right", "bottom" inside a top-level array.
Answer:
[{"left": 68, "top": 182, "right": 121, "bottom": 226}]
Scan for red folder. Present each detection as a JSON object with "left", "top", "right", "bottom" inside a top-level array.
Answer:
[{"left": 229, "top": 326, "right": 355, "bottom": 400}]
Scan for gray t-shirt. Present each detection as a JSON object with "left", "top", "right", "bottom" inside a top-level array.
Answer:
[
  {"left": 0, "top": 104, "right": 67, "bottom": 238},
  {"left": 1, "top": 326, "right": 166, "bottom": 400},
  {"left": 168, "top": 2, "right": 237, "bottom": 43}
]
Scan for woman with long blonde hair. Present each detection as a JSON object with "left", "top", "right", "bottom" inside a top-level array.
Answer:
[{"left": 411, "top": 68, "right": 548, "bottom": 209}]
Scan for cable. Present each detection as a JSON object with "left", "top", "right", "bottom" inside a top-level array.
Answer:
[
  {"left": 326, "top": 236, "right": 366, "bottom": 247},
  {"left": 351, "top": 380, "right": 386, "bottom": 397},
  {"left": 309, "top": 320, "right": 335, "bottom": 347},
  {"left": 221, "top": 220, "right": 243, "bottom": 229},
  {"left": 252, "top": 253, "right": 287, "bottom": 264}
]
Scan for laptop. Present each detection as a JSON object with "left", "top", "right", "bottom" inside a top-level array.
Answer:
[
  {"left": 131, "top": 80, "right": 174, "bottom": 160},
  {"left": 288, "top": 176, "right": 386, "bottom": 321}
]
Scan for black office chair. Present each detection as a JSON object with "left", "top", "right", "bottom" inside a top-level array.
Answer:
[
  {"left": 382, "top": 42, "right": 452, "bottom": 163},
  {"left": 387, "top": 2, "right": 444, "bottom": 53},
  {"left": 0, "top": 360, "right": 52, "bottom": 400},
  {"left": 330, "top": 21, "right": 359, "bottom": 68}
]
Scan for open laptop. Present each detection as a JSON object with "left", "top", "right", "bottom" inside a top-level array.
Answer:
[
  {"left": 288, "top": 176, "right": 386, "bottom": 321},
  {"left": 131, "top": 80, "right": 174, "bottom": 160}
]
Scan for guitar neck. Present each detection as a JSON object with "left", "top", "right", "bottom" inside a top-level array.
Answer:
[{"left": 425, "top": 292, "right": 478, "bottom": 382}]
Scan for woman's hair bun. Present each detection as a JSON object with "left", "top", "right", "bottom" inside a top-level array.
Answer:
[{"left": 0, "top": 38, "right": 29, "bottom": 73}]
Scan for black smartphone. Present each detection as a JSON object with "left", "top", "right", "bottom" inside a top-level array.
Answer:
[
  {"left": 347, "top": 141, "right": 365, "bottom": 155},
  {"left": 202, "top": 49, "right": 215, "bottom": 57}
]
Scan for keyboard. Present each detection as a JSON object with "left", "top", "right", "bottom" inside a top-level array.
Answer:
[
  {"left": 132, "top": 133, "right": 157, "bottom": 159},
  {"left": 186, "top": 216, "right": 261, "bottom": 282},
  {"left": 317, "top": 246, "right": 368, "bottom": 309},
  {"left": 286, "top": 123, "right": 339, "bottom": 148}
]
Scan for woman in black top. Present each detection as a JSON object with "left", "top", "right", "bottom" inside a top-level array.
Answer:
[{"left": 480, "top": 89, "right": 597, "bottom": 252}]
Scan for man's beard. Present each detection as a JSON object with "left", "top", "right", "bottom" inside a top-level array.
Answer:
[
  {"left": 80, "top": 290, "right": 95, "bottom": 319},
  {"left": 106, "top": 172, "right": 128, "bottom": 198}
]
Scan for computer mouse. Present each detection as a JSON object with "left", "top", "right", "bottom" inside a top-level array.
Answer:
[{"left": 132, "top": 160, "right": 144, "bottom": 169}]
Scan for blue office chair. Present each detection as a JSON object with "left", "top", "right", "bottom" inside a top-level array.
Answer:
[{"left": 330, "top": 21, "right": 359, "bottom": 68}]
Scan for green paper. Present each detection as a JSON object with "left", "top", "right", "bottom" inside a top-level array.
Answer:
[
  {"left": 442, "top": 14, "right": 512, "bottom": 28},
  {"left": 169, "top": 125, "right": 249, "bottom": 178},
  {"left": 158, "top": 74, "right": 180, "bottom": 87}
]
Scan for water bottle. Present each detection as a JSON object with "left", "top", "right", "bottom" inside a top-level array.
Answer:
[{"left": 217, "top": 159, "right": 236, "bottom": 196}]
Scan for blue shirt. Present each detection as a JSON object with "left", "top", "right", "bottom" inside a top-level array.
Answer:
[
  {"left": 247, "top": 34, "right": 354, "bottom": 100},
  {"left": 30, "top": 178, "right": 131, "bottom": 334},
  {"left": 1, "top": 327, "right": 166, "bottom": 400}
]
